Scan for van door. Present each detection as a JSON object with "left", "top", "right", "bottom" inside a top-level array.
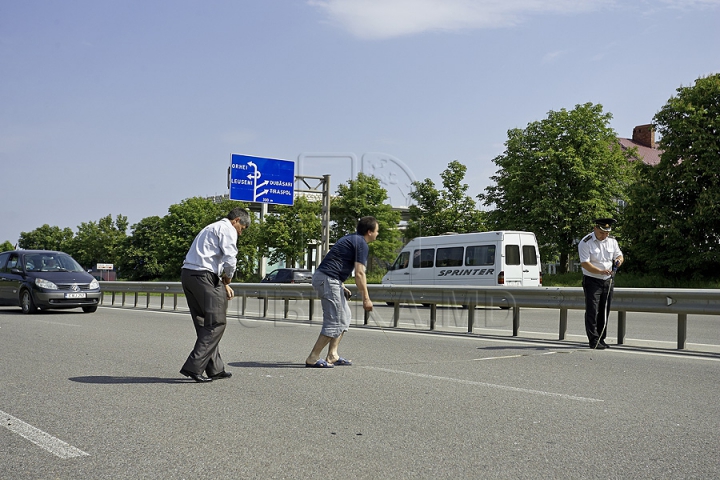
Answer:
[
  {"left": 502, "top": 233, "right": 523, "bottom": 286},
  {"left": 520, "top": 234, "right": 541, "bottom": 286},
  {"left": 410, "top": 248, "right": 436, "bottom": 285},
  {"left": 384, "top": 250, "right": 411, "bottom": 285}
]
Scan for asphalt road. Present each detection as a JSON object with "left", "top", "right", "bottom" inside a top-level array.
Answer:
[{"left": 1, "top": 303, "right": 719, "bottom": 479}]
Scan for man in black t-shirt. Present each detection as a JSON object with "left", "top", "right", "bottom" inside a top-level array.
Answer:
[{"left": 305, "top": 216, "right": 379, "bottom": 368}]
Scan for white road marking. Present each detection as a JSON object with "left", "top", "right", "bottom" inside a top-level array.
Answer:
[
  {"left": 1, "top": 409, "right": 89, "bottom": 459},
  {"left": 362, "top": 366, "right": 604, "bottom": 403}
]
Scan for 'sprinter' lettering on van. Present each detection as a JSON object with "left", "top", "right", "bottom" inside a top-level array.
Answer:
[{"left": 438, "top": 269, "right": 494, "bottom": 276}]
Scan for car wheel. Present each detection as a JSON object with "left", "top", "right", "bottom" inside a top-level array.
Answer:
[
  {"left": 21, "top": 290, "right": 37, "bottom": 314},
  {"left": 82, "top": 306, "right": 98, "bottom": 313}
]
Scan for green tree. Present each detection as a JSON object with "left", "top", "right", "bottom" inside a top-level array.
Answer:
[
  {"left": 69, "top": 215, "right": 128, "bottom": 269},
  {"left": 18, "top": 224, "right": 74, "bottom": 251},
  {"left": 257, "top": 196, "right": 322, "bottom": 268},
  {"left": 624, "top": 74, "right": 720, "bottom": 278},
  {"left": 116, "top": 216, "right": 165, "bottom": 280},
  {"left": 405, "top": 160, "right": 485, "bottom": 239},
  {"left": 479, "top": 103, "right": 637, "bottom": 272},
  {"left": 331, "top": 173, "right": 402, "bottom": 271},
  {"left": 0, "top": 240, "right": 14, "bottom": 252}
]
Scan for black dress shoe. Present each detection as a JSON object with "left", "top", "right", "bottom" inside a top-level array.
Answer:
[
  {"left": 180, "top": 369, "right": 212, "bottom": 382},
  {"left": 209, "top": 371, "right": 232, "bottom": 380},
  {"left": 600, "top": 340, "right": 611, "bottom": 349},
  {"left": 590, "top": 342, "right": 606, "bottom": 350}
]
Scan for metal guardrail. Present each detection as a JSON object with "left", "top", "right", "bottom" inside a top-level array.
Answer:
[{"left": 99, "top": 282, "right": 720, "bottom": 350}]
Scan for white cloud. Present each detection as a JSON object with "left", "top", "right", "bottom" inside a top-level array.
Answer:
[
  {"left": 308, "top": 0, "right": 609, "bottom": 39},
  {"left": 542, "top": 50, "right": 567, "bottom": 63}
]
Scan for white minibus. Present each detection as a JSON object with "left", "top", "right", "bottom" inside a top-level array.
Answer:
[{"left": 382, "top": 231, "right": 542, "bottom": 287}]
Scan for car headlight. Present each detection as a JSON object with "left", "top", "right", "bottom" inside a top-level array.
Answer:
[
  {"left": 35, "top": 278, "right": 58, "bottom": 290},
  {"left": 89, "top": 279, "right": 100, "bottom": 290}
]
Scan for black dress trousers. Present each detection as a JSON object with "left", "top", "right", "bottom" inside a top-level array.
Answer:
[
  {"left": 181, "top": 268, "right": 228, "bottom": 376},
  {"left": 582, "top": 275, "right": 614, "bottom": 345}
]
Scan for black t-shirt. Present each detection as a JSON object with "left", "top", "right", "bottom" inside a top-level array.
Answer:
[{"left": 317, "top": 233, "right": 369, "bottom": 281}]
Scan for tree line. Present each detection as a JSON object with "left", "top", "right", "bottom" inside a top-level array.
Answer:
[{"left": 3, "top": 74, "right": 718, "bottom": 281}]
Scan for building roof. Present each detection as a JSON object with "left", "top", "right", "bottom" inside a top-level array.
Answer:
[
  {"left": 617, "top": 124, "right": 663, "bottom": 166},
  {"left": 618, "top": 137, "right": 662, "bottom": 166}
]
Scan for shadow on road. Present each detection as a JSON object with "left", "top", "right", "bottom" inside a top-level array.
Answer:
[
  {"left": 227, "top": 361, "right": 304, "bottom": 369},
  {"left": 69, "top": 376, "right": 187, "bottom": 384}
]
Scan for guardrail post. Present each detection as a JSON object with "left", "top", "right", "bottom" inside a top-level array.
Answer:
[
  {"left": 393, "top": 302, "right": 400, "bottom": 327},
  {"left": 173, "top": 294, "right": 177, "bottom": 310},
  {"left": 122, "top": 292, "right": 126, "bottom": 307},
  {"left": 512, "top": 307, "right": 520, "bottom": 336},
  {"left": 263, "top": 297, "right": 269, "bottom": 317},
  {"left": 284, "top": 298, "right": 289, "bottom": 319},
  {"left": 160, "top": 293, "right": 165, "bottom": 310},
  {"left": 146, "top": 292, "right": 150, "bottom": 309},
  {"left": 677, "top": 313, "right": 687, "bottom": 350},
  {"left": 617, "top": 311, "right": 627, "bottom": 345},
  {"left": 430, "top": 304, "right": 437, "bottom": 330},
  {"left": 308, "top": 298, "right": 313, "bottom": 321},
  {"left": 559, "top": 308, "right": 568, "bottom": 340},
  {"left": 242, "top": 295, "right": 247, "bottom": 316},
  {"left": 467, "top": 304, "right": 476, "bottom": 332},
  {"left": 134, "top": 292, "right": 139, "bottom": 307},
  {"left": 364, "top": 310, "right": 369, "bottom": 325}
]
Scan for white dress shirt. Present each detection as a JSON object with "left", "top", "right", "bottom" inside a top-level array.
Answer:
[
  {"left": 578, "top": 231, "right": 623, "bottom": 280},
  {"left": 182, "top": 218, "right": 238, "bottom": 279}
]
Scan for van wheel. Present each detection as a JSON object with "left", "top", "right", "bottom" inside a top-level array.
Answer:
[
  {"left": 82, "top": 306, "right": 98, "bottom": 313},
  {"left": 21, "top": 290, "right": 37, "bottom": 314}
]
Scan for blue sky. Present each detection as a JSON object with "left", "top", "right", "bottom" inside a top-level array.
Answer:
[{"left": 1, "top": 0, "right": 719, "bottom": 245}]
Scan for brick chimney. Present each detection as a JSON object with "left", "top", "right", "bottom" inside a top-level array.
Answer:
[{"left": 632, "top": 124, "right": 655, "bottom": 148}]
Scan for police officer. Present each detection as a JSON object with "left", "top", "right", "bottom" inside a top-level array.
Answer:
[{"left": 578, "top": 218, "right": 624, "bottom": 349}]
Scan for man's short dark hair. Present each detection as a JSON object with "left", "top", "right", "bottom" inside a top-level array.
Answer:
[
  {"left": 357, "top": 216, "right": 378, "bottom": 236},
  {"left": 227, "top": 207, "right": 250, "bottom": 227}
]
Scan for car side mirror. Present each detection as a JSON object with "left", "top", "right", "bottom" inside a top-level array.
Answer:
[{"left": 11, "top": 268, "right": 22, "bottom": 274}]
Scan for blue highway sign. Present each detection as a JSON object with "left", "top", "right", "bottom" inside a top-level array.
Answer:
[{"left": 229, "top": 154, "right": 295, "bottom": 205}]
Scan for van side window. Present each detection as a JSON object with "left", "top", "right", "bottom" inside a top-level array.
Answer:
[
  {"left": 466, "top": 245, "right": 496, "bottom": 266},
  {"left": 505, "top": 245, "right": 521, "bottom": 265},
  {"left": 436, "top": 247, "right": 463, "bottom": 267},
  {"left": 522, "top": 245, "right": 538, "bottom": 266},
  {"left": 392, "top": 251, "right": 410, "bottom": 270},
  {"left": 413, "top": 249, "right": 435, "bottom": 268}
]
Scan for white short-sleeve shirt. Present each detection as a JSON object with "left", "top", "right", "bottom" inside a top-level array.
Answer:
[{"left": 578, "top": 231, "right": 622, "bottom": 280}]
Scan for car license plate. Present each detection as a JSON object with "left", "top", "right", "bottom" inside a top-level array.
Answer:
[{"left": 65, "top": 292, "right": 87, "bottom": 299}]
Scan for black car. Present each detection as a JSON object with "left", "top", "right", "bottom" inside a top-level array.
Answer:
[
  {"left": 261, "top": 268, "right": 312, "bottom": 283},
  {"left": 0, "top": 250, "right": 102, "bottom": 314}
]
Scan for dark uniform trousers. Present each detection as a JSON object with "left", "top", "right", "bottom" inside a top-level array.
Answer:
[
  {"left": 582, "top": 275, "right": 614, "bottom": 345},
  {"left": 181, "top": 268, "right": 228, "bottom": 376}
]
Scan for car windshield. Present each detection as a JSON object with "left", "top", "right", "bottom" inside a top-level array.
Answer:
[{"left": 25, "top": 253, "right": 85, "bottom": 272}]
